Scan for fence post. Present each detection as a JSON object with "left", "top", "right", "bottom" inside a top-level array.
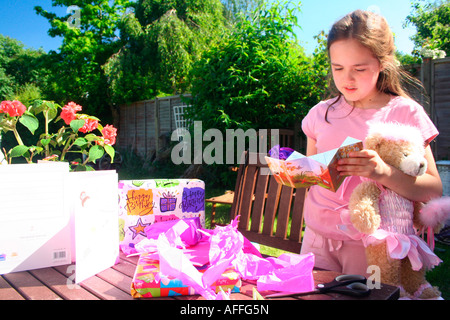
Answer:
[
  {"left": 420, "top": 57, "right": 433, "bottom": 116},
  {"left": 144, "top": 101, "right": 148, "bottom": 157},
  {"left": 155, "top": 97, "right": 160, "bottom": 157}
]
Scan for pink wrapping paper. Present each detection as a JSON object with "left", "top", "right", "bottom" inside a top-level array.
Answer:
[
  {"left": 131, "top": 253, "right": 240, "bottom": 298},
  {"left": 134, "top": 216, "right": 315, "bottom": 299},
  {"left": 257, "top": 253, "right": 315, "bottom": 292}
]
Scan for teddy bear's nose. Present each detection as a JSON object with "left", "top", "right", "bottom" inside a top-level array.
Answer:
[{"left": 419, "top": 162, "right": 425, "bottom": 169}]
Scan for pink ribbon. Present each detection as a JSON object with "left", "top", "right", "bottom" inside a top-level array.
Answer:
[
  {"left": 363, "top": 230, "right": 442, "bottom": 271},
  {"left": 420, "top": 226, "right": 436, "bottom": 251}
]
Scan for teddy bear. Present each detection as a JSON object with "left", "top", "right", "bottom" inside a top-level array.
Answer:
[{"left": 347, "top": 122, "right": 450, "bottom": 300}]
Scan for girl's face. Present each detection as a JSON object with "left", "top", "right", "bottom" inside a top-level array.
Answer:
[{"left": 329, "top": 38, "right": 383, "bottom": 108}]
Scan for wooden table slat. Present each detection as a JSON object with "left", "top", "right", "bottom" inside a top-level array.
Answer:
[
  {"left": 0, "top": 276, "right": 25, "bottom": 300},
  {"left": 54, "top": 264, "right": 133, "bottom": 300},
  {"left": 80, "top": 275, "right": 133, "bottom": 300},
  {"left": 96, "top": 267, "right": 133, "bottom": 293},
  {"left": 2, "top": 271, "right": 62, "bottom": 300},
  {"left": 111, "top": 257, "right": 139, "bottom": 278},
  {"left": 30, "top": 267, "right": 100, "bottom": 300}
]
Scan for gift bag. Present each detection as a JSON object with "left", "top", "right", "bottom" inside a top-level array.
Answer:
[{"left": 118, "top": 179, "right": 205, "bottom": 255}]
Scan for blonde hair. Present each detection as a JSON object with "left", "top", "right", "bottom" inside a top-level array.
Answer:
[{"left": 325, "top": 10, "right": 421, "bottom": 121}]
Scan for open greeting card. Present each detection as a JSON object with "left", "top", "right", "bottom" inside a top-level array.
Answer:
[
  {"left": 0, "top": 162, "right": 119, "bottom": 284},
  {"left": 265, "top": 137, "right": 363, "bottom": 192},
  {"left": 0, "top": 163, "right": 72, "bottom": 274}
]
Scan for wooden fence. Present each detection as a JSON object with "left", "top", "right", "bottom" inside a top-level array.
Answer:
[
  {"left": 407, "top": 57, "right": 450, "bottom": 161},
  {"left": 117, "top": 95, "right": 191, "bottom": 158},
  {"left": 428, "top": 58, "right": 450, "bottom": 161}
]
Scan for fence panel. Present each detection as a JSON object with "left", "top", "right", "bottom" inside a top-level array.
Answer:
[
  {"left": 118, "top": 95, "right": 190, "bottom": 158},
  {"left": 406, "top": 57, "right": 450, "bottom": 160},
  {"left": 433, "top": 58, "right": 450, "bottom": 160}
]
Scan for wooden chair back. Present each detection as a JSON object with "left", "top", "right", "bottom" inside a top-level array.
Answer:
[{"left": 229, "top": 151, "right": 306, "bottom": 253}]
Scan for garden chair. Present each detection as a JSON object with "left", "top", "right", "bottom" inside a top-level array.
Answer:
[
  {"left": 206, "top": 128, "right": 295, "bottom": 225},
  {"left": 207, "top": 151, "right": 306, "bottom": 253}
]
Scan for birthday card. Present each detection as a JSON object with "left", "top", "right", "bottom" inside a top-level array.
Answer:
[{"left": 265, "top": 137, "right": 363, "bottom": 192}]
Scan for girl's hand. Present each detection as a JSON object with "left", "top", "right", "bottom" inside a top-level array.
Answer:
[
  {"left": 336, "top": 146, "right": 442, "bottom": 202},
  {"left": 337, "top": 150, "right": 391, "bottom": 181}
]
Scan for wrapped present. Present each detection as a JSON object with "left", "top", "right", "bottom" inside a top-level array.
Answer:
[
  {"left": 118, "top": 179, "right": 205, "bottom": 254},
  {"left": 131, "top": 253, "right": 241, "bottom": 298},
  {"left": 130, "top": 217, "right": 315, "bottom": 300}
]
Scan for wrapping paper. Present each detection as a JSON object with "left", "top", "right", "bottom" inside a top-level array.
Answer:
[
  {"left": 118, "top": 179, "right": 205, "bottom": 255},
  {"left": 131, "top": 217, "right": 315, "bottom": 299},
  {"left": 131, "top": 253, "right": 241, "bottom": 298}
]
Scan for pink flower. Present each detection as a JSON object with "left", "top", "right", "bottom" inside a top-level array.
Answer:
[
  {"left": 0, "top": 100, "right": 26, "bottom": 117},
  {"left": 61, "top": 102, "right": 82, "bottom": 125},
  {"left": 79, "top": 118, "right": 99, "bottom": 133},
  {"left": 43, "top": 154, "right": 59, "bottom": 161},
  {"left": 101, "top": 125, "right": 117, "bottom": 146}
]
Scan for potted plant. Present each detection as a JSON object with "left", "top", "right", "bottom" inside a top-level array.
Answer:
[{"left": 0, "top": 99, "right": 117, "bottom": 170}]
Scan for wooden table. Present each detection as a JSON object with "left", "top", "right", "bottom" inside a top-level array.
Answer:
[{"left": 0, "top": 252, "right": 399, "bottom": 301}]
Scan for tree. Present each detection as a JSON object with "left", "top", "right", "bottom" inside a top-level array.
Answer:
[
  {"left": 103, "top": 0, "right": 227, "bottom": 104},
  {"left": 35, "top": 0, "right": 132, "bottom": 122},
  {"left": 222, "top": 0, "right": 265, "bottom": 24},
  {"left": 405, "top": 0, "right": 450, "bottom": 57},
  {"left": 0, "top": 35, "right": 49, "bottom": 104},
  {"left": 187, "top": 1, "right": 328, "bottom": 132}
]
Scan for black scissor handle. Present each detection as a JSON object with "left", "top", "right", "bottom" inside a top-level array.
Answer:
[
  {"left": 318, "top": 274, "right": 367, "bottom": 291},
  {"left": 335, "top": 274, "right": 366, "bottom": 283},
  {"left": 329, "top": 282, "right": 371, "bottom": 297},
  {"left": 265, "top": 274, "right": 370, "bottom": 299}
]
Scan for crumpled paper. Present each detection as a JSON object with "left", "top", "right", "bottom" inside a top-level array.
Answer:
[
  {"left": 133, "top": 216, "right": 315, "bottom": 299},
  {"left": 257, "top": 253, "right": 315, "bottom": 292}
]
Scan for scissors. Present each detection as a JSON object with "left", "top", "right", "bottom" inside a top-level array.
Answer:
[{"left": 266, "top": 274, "right": 371, "bottom": 299}]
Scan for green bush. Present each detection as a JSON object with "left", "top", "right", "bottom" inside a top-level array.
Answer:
[{"left": 187, "top": 1, "right": 328, "bottom": 133}]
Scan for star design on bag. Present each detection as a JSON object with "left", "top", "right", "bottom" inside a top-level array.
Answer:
[{"left": 129, "top": 218, "right": 150, "bottom": 240}]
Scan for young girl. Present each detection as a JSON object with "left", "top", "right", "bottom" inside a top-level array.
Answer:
[{"left": 300, "top": 10, "right": 442, "bottom": 277}]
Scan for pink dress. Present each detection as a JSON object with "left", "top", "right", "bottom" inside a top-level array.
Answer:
[
  {"left": 301, "top": 95, "right": 439, "bottom": 242},
  {"left": 355, "top": 185, "right": 441, "bottom": 271},
  {"left": 300, "top": 95, "right": 439, "bottom": 273}
]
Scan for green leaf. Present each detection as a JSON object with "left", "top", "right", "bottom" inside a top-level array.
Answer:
[
  {"left": 19, "top": 111, "right": 39, "bottom": 134},
  {"left": 73, "top": 137, "right": 88, "bottom": 147},
  {"left": 70, "top": 119, "right": 86, "bottom": 132},
  {"left": 40, "top": 138, "right": 51, "bottom": 147},
  {"left": 88, "top": 145, "right": 104, "bottom": 163},
  {"left": 10, "top": 145, "right": 29, "bottom": 158},
  {"left": 84, "top": 133, "right": 99, "bottom": 142},
  {"left": 28, "top": 146, "right": 44, "bottom": 154},
  {"left": 104, "top": 145, "right": 115, "bottom": 163},
  {"left": 46, "top": 105, "right": 59, "bottom": 122},
  {"left": 30, "top": 100, "right": 44, "bottom": 114}
]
